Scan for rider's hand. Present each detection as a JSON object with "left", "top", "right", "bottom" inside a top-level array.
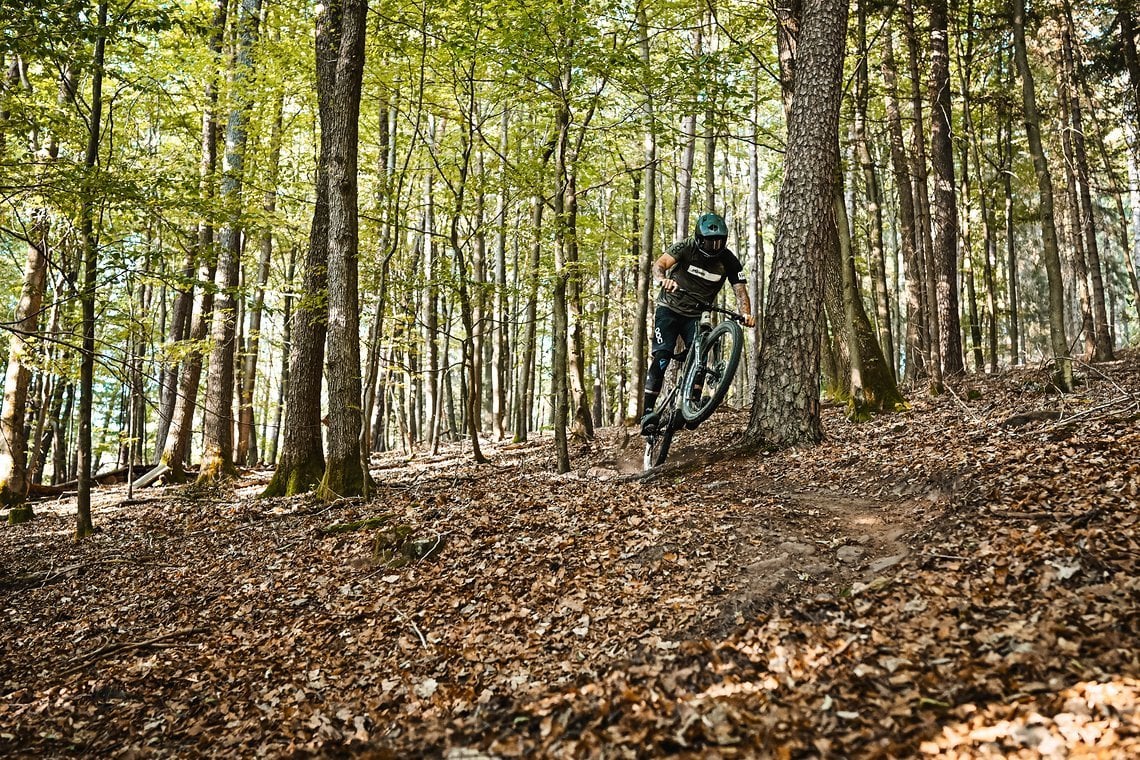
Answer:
[
  {"left": 660, "top": 278, "right": 679, "bottom": 293},
  {"left": 743, "top": 314, "right": 756, "bottom": 328}
]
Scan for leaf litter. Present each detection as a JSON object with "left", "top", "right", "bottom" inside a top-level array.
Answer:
[{"left": 2, "top": 352, "right": 1139, "bottom": 757}]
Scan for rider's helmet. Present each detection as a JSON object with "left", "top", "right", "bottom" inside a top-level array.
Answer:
[{"left": 694, "top": 212, "right": 728, "bottom": 258}]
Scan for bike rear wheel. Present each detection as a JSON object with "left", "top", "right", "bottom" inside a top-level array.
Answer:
[{"left": 680, "top": 320, "right": 744, "bottom": 425}]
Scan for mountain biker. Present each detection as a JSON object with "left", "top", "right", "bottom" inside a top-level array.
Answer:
[{"left": 640, "top": 212, "right": 755, "bottom": 435}]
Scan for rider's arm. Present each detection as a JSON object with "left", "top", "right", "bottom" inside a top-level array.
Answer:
[
  {"left": 732, "top": 282, "right": 756, "bottom": 327},
  {"left": 653, "top": 253, "right": 679, "bottom": 292}
]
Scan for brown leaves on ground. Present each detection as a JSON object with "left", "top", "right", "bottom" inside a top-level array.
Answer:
[{"left": 2, "top": 353, "right": 1139, "bottom": 758}]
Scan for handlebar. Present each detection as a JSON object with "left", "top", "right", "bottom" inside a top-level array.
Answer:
[{"left": 667, "top": 284, "right": 748, "bottom": 323}]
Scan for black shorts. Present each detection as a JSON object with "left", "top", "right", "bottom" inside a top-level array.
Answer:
[{"left": 651, "top": 305, "right": 699, "bottom": 359}]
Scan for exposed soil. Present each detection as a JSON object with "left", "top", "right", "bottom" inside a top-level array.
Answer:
[{"left": 1, "top": 354, "right": 1138, "bottom": 757}]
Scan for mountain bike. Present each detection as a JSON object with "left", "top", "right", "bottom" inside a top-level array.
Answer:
[{"left": 642, "top": 302, "right": 747, "bottom": 469}]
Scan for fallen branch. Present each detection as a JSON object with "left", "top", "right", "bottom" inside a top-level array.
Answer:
[
  {"left": 319, "top": 515, "right": 392, "bottom": 534},
  {"left": 8, "top": 559, "right": 139, "bottom": 588},
  {"left": 60, "top": 627, "right": 208, "bottom": 677}
]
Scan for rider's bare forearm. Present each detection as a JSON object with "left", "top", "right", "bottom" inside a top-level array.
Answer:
[
  {"left": 733, "top": 283, "right": 752, "bottom": 318},
  {"left": 652, "top": 253, "right": 675, "bottom": 285}
]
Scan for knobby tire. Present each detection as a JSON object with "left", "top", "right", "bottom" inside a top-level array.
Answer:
[{"left": 680, "top": 320, "right": 744, "bottom": 425}]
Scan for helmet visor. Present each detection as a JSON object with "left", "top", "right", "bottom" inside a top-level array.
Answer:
[{"left": 698, "top": 236, "right": 726, "bottom": 255}]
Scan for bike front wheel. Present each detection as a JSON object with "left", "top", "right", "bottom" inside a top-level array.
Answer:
[{"left": 680, "top": 320, "right": 744, "bottom": 425}]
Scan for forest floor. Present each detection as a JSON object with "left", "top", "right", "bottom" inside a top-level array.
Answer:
[{"left": 2, "top": 353, "right": 1139, "bottom": 759}]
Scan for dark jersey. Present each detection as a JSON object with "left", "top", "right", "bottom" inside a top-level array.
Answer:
[{"left": 657, "top": 237, "right": 746, "bottom": 317}]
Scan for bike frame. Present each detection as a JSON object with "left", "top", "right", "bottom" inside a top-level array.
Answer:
[{"left": 643, "top": 301, "right": 746, "bottom": 469}]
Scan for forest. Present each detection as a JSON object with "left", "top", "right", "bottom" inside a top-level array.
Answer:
[{"left": 2, "top": 0, "right": 1139, "bottom": 756}]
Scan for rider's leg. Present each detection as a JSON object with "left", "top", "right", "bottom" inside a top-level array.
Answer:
[
  {"left": 641, "top": 351, "right": 670, "bottom": 433},
  {"left": 641, "top": 306, "right": 685, "bottom": 433}
]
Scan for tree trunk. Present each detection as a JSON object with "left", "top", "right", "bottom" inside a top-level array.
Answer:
[
  {"left": 1061, "top": 3, "right": 1113, "bottom": 361},
  {"left": 76, "top": 1, "right": 107, "bottom": 540},
  {"left": 491, "top": 108, "right": 511, "bottom": 439},
  {"left": 903, "top": 0, "right": 943, "bottom": 392},
  {"left": 153, "top": 249, "right": 194, "bottom": 458},
  {"left": 854, "top": 0, "right": 894, "bottom": 379},
  {"left": 882, "top": 19, "right": 924, "bottom": 384},
  {"left": 1012, "top": 0, "right": 1072, "bottom": 390},
  {"left": 745, "top": 0, "right": 848, "bottom": 448},
  {"left": 199, "top": 0, "right": 261, "bottom": 483},
  {"left": 315, "top": 0, "right": 369, "bottom": 500},
  {"left": 262, "top": 40, "right": 336, "bottom": 497},
  {"left": 929, "top": 0, "right": 963, "bottom": 376},
  {"left": 237, "top": 87, "right": 284, "bottom": 466},
  {"left": 999, "top": 48, "right": 1022, "bottom": 365},
  {"left": 0, "top": 214, "right": 48, "bottom": 519}
]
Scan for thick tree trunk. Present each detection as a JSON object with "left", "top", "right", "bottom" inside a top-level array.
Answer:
[
  {"left": 316, "top": 0, "right": 369, "bottom": 500},
  {"left": 1012, "top": 0, "right": 1072, "bottom": 390},
  {"left": 262, "top": 22, "right": 337, "bottom": 495},
  {"left": 745, "top": 0, "right": 848, "bottom": 448}
]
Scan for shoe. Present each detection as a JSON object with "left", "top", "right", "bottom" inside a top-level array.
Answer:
[{"left": 640, "top": 412, "right": 659, "bottom": 436}]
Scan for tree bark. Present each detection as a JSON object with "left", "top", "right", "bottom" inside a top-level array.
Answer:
[
  {"left": 76, "top": 1, "right": 107, "bottom": 540},
  {"left": 0, "top": 214, "right": 48, "bottom": 518},
  {"left": 199, "top": 0, "right": 261, "bottom": 483},
  {"left": 316, "top": 0, "right": 369, "bottom": 500},
  {"left": 745, "top": 0, "right": 848, "bottom": 448},
  {"left": 929, "top": 0, "right": 963, "bottom": 376}
]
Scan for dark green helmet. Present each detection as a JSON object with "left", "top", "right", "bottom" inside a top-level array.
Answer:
[{"left": 695, "top": 212, "right": 727, "bottom": 257}]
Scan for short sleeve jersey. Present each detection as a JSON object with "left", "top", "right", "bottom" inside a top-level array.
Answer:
[{"left": 657, "top": 237, "right": 746, "bottom": 317}]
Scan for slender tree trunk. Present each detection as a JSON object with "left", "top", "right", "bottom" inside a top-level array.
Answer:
[
  {"left": 154, "top": 250, "right": 194, "bottom": 458},
  {"left": 630, "top": 2, "right": 656, "bottom": 422},
  {"left": 491, "top": 108, "right": 510, "bottom": 439},
  {"left": 1012, "top": 0, "right": 1072, "bottom": 390},
  {"left": 76, "top": 2, "right": 108, "bottom": 539},
  {"left": 903, "top": 0, "right": 943, "bottom": 392},
  {"left": 929, "top": 0, "right": 963, "bottom": 375},
  {"left": 448, "top": 94, "right": 488, "bottom": 464},
  {"left": 854, "top": 0, "right": 894, "bottom": 378},
  {"left": 268, "top": 245, "right": 297, "bottom": 465},
  {"left": 199, "top": 0, "right": 261, "bottom": 483},
  {"left": 999, "top": 49, "right": 1022, "bottom": 365},
  {"left": 514, "top": 191, "right": 544, "bottom": 442},
  {"left": 161, "top": 0, "right": 226, "bottom": 480},
  {"left": 882, "top": 20, "right": 924, "bottom": 384},
  {"left": 237, "top": 86, "right": 283, "bottom": 466},
  {"left": 1061, "top": 3, "right": 1113, "bottom": 360},
  {"left": 1061, "top": 102, "right": 1097, "bottom": 360}
]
